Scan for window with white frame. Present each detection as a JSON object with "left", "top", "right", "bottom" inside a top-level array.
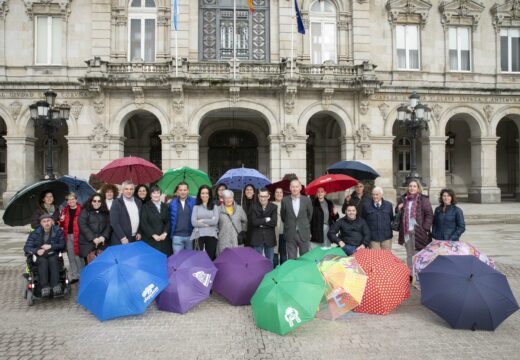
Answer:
[
  {"left": 396, "top": 25, "right": 420, "bottom": 70},
  {"left": 500, "top": 28, "right": 520, "bottom": 73},
  {"left": 310, "top": 0, "right": 337, "bottom": 64},
  {"left": 128, "top": 0, "right": 156, "bottom": 62},
  {"left": 35, "top": 16, "right": 63, "bottom": 65},
  {"left": 449, "top": 27, "right": 471, "bottom": 71},
  {"left": 397, "top": 137, "right": 411, "bottom": 172}
]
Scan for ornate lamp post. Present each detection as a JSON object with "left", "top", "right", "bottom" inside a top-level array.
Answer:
[
  {"left": 29, "top": 90, "right": 70, "bottom": 180},
  {"left": 397, "top": 92, "right": 431, "bottom": 185}
]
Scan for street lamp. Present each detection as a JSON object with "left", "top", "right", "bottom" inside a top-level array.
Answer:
[
  {"left": 29, "top": 90, "right": 70, "bottom": 179},
  {"left": 396, "top": 91, "right": 431, "bottom": 185}
]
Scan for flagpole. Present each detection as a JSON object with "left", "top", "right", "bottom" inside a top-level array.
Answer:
[
  {"left": 173, "top": 0, "right": 178, "bottom": 77},
  {"left": 233, "top": 0, "right": 237, "bottom": 81},
  {"left": 291, "top": 0, "right": 295, "bottom": 78}
]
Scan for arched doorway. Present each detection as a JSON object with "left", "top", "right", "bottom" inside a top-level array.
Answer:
[
  {"left": 496, "top": 117, "right": 520, "bottom": 200},
  {"left": 0, "top": 118, "right": 6, "bottom": 197},
  {"left": 124, "top": 112, "right": 162, "bottom": 170},
  {"left": 34, "top": 123, "right": 68, "bottom": 180}
]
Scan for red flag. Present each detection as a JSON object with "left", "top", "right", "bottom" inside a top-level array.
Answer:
[{"left": 246, "top": 0, "right": 255, "bottom": 12}]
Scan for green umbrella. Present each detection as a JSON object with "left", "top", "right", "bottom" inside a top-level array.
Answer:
[
  {"left": 157, "top": 167, "right": 212, "bottom": 197},
  {"left": 298, "top": 246, "right": 345, "bottom": 264},
  {"left": 251, "top": 260, "right": 326, "bottom": 335}
]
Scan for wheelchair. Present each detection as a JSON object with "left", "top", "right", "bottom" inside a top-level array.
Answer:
[{"left": 22, "top": 251, "right": 72, "bottom": 306}]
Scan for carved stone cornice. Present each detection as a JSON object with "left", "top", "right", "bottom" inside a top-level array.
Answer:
[
  {"left": 0, "top": 0, "right": 8, "bottom": 20},
  {"left": 386, "top": 0, "right": 432, "bottom": 27},
  {"left": 439, "top": 1, "right": 485, "bottom": 30},
  {"left": 111, "top": 6, "right": 126, "bottom": 26},
  {"left": 24, "top": 0, "right": 73, "bottom": 20},
  {"left": 491, "top": 0, "right": 520, "bottom": 29}
]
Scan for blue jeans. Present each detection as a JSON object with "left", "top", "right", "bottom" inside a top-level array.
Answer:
[
  {"left": 172, "top": 236, "right": 192, "bottom": 254},
  {"left": 341, "top": 244, "right": 358, "bottom": 256},
  {"left": 254, "top": 246, "right": 275, "bottom": 263}
]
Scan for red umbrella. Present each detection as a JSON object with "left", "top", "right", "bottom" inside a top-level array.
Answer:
[
  {"left": 95, "top": 156, "right": 163, "bottom": 185},
  {"left": 353, "top": 249, "right": 410, "bottom": 315},
  {"left": 305, "top": 174, "right": 357, "bottom": 196},
  {"left": 266, "top": 179, "right": 306, "bottom": 196}
]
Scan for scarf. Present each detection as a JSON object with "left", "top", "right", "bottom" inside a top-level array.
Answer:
[
  {"left": 43, "top": 203, "right": 55, "bottom": 215},
  {"left": 403, "top": 193, "right": 419, "bottom": 235}
]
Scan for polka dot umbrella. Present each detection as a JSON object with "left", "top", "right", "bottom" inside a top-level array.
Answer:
[{"left": 215, "top": 167, "right": 271, "bottom": 191}]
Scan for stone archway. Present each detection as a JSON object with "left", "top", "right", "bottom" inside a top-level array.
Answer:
[
  {"left": 123, "top": 111, "right": 162, "bottom": 170},
  {"left": 496, "top": 116, "right": 520, "bottom": 200}
]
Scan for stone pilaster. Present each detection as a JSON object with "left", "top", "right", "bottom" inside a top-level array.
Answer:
[
  {"left": 468, "top": 137, "right": 501, "bottom": 203},
  {"left": 371, "top": 136, "right": 396, "bottom": 202},
  {"left": 66, "top": 136, "right": 92, "bottom": 180},
  {"left": 421, "top": 136, "right": 447, "bottom": 198},
  {"left": 2, "top": 136, "right": 36, "bottom": 205}
]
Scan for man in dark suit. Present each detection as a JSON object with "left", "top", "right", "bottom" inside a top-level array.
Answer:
[
  {"left": 281, "top": 179, "right": 313, "bottom": 259},
  {"left": 110, "top": 180, "right": 142, "bottom": 245},
  {"left": 250, "top": 188, "right": 278, "bottom": 263}
]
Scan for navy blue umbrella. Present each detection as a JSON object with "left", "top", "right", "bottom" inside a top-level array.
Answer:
[
  {"left": 327, "top": 160, "right": 379, "bottom": 180},
  {"left": 57, "top": 175, "right": 96, "bottom": 205},
  {"left": 420, "top": 255, "right": 519, "bottom": 331}
]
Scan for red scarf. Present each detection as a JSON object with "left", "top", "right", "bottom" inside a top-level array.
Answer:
[{"left": 403, "top": 193, "right": 419, "bottom": 235}]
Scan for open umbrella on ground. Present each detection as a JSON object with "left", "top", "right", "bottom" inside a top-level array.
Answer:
[
  {"left": 327, "top": 160, "right": 380, "bottom": 180},
  {"left": 420, "top": 255, "right": 519, "bottom": 331},
  {"left": 216, "top": 167, "right": 271, "bottom": 191},
  {"left": 2, "top": 180, "right": 69, "bottom": 227},
  {"left": 155, "top": 250, "right": 217, "bottom": 314},
  {"left": 353, "top": 249, "right": 410, "bottom": 315},
  {"left": 57, "top": 175, "right": 96, "bottom": 205},
  {"left": 95, "top": 156, "right": 163, "bottom": 185},
  {"left": 266, "top": 179, "right": 306, "bottom": 196},
  {"left": 299, "top": 246, "right": 345, "bottom": 264},
  {"left": 251, "top": 260, "right": 326, "bottom": 335},
  {"left": 157, "top": 167, "right": 212, "bottom": 197},
  {"left": 305, "top": 174, "right": 358, "bottom": 196},
  {"left": 212, "top": 247, "right": 273, "bottom": 305},
  {"left": 77, "top": 242, "right": 168, "bottom": 321}
]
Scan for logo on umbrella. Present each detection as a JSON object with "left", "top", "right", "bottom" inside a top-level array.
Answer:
[
  {"left": 142, "top": 283, "right": 159, "bottom": 303},
  {"left": 192, "top": 271, "right": 212, "bottom": 287},
  {"left": 284, "top": 307, "right": 301, "bottom": 327}
]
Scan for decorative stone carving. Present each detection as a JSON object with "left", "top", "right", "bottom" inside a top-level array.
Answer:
[
  {"left": 378, "top": 103, "right": 389, "bottom": 120},
  {"left": 89, "top": 123, "right": 109, "bottom": 158},
  {"left": 355, "top": 124, "right": 372, "bottom": 159},
  {"left": 170, "top": 122, "right": 188, "bottom": 157},
  {"left": 284, "top": 86, "right": 297, "bottom": 114},
  {"left": 281, "top": 124, "right": 298, "bottom": 156},
  {"left": 24, "top": 0, "right": 73, "bottom": 20},
  {"left": 431, "top": 103, "right": 443, "bottom": 122},
  {"left": 359, "top": 100, "right": 369, "bottom": 115},
  {"left": 90, "top": 87, "right": 105, "bottom": 115},
  {"left": 491, "top": 0, "right": 520, "bottom": 29},
  {"left": 322, "top": 89, "right": 334, "bottom": 109},
  {"left": 439, "top": 1, "right": 485, "bottom": 29},
  {"left": 8, "top": 101, "right": 22, "bottom": 121},
  {"left": 171, "top": 85, "right": 184, "bottom": 113},
  {"left": 70, "top": 101, "right": 83, "bottom": 120},
  {"left": 386, "top": 0, "right": 432, "bottom": 27},
  {"left": 229, "top": 86, "right": 240, "bottom": 105},
  {"left": 483, "top": 104, "right": 494, "bottom": 122},
  {"left": 132, "top": 86, "right": 144, "bottom": 107},
  {"left": 111, "top": 6, "right": 126, "bottom": 26},
  {"left": 0, "top": 0, "right": 8, "bottom": 19}
]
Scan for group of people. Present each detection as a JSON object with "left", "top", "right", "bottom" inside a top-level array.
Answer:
[{"left": 24, "top": 176, "right": 466, "bottom": 297}]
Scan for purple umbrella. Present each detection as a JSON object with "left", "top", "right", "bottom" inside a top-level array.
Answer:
[
  {"left": 155, "top": 250, "right": 218, "bottom": 314},
  {"left": 212, "top": 247, "right": 273, "bottom": 306},
  {"left": 215, "top": 167, "right": 271, "bottom": 191}
]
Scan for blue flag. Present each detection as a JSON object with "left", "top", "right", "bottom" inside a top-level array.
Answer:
[
  {"left": 172, "top": 0, "right": 178, "bottom": 31},
  {"left": 294, "top": 0, "right": 305, "bottom": 35}
]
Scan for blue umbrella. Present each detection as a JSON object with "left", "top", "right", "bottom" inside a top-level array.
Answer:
[
  {"left": 57, "top": 175, "right": 96, "bottom": 205},
  {"left": 327, "top": 160, "right": 380, "bottom": 180},
  {"left": 216, "top": 167, "right": 271, "bottom": 191},
  {"left": 77, "top": 242, "right": 168, "bottom": 321},
  {"left": 420, "top": 255, "right": 519, "bottom": 331}
]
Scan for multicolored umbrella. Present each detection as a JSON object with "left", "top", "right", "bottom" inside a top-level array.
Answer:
[
  {"left": 95, "top": 156, "right": 162, "bottom": 185},
  {"left": 157, "top": 167, "right": 212, "bottom": 196},
  {"left": 326, "top": 160, "right": 380, "bottom": 180},
  {"left": 353, "top": 249, "right": 410, "bottom": 315},
  {"left": 305, "top": 174, "right": 358, "bottom": 196},
  {"left": 212, "top": 247, "right": 273, "bottom": 305},
  {"left": 299, "top": 246, "right": 345, "bottom": 264},
  {"left": 251, "top": 260, "right": 326, "bottom": 335},
  {"left": 155, "top": 250, "right": 217, "bottom": 314},
  {"left": 317, "top": 256, "right": 367, "bottom": 320},
  {"left": 413, "top": 240, "right": 496, "bottom": 283},
  {"left": 216, "top": 167, "right": 271, "bottom": 191}
]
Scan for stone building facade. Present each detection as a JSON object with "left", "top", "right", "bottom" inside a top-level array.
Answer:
[{"left": 0, "top": 0, "right": 519, "bottom": 205}]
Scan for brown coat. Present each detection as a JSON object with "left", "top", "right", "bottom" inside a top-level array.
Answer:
[{"left": 396, "top": 194, "right": 433, "bottom": 251}]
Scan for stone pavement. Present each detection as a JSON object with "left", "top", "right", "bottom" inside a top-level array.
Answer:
[{"left": 1, "top": 207, "right": 520, "bottom": 359}]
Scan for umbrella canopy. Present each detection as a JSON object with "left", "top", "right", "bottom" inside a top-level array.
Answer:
[
  {"left": 266, "top": 179, "right": 306, "bottom": 196},
  {"left": 251, "top": 260, "right": 326, "bottom": 335},
  {"left": 353, "top": 249, "right": 410, "bottom": 315},
  {"left": 2, "top": 180, "right": 69, "bottom": 227},
  {"left": 299, "top": 246, "right": 345, "bottom": 264},
  {"left": 155, "top": 250, "right": 218, "bottom": 314},
  {"left": 420, "top": 255, "right": 519, "bottom": 331},
  {"left": 212, "top": 247, "right": 273, "bottom": 305},
  {"left": 95, "top": 156, "right": 163, "bottom": 185},
  {"left": 157, "top": 167, "right": 212, "bottom": 197},
  {"left": 305, "top": 174, "right": 358, "bottom": 196},
  {"left": 327, "top": 160, "right": 380, "bottom": 180},
  {"left": 317, "top": 256, "right": 368, "bottom": 320},
  {"left": 216, "top": 167, "right": 271, "bottom": 191},
  {"left": 77, "top": 242, "right": 168, "bottom": 321},
  {"left": 57, "top": 175, "right": 96, "bottom": 205},
  {"left": 413, "top": 240, "right": 496, "bottom": 282}
]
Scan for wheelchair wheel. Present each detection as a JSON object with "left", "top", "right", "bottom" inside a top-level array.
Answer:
[{"left": 27, "top": 291, "right": 34, "bottom": 306}]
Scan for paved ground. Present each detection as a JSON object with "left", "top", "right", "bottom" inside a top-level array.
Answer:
[{"left": 1, "top": 207, "right": 520, "bottom": 359}]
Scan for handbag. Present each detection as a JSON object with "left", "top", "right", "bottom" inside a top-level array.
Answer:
[
  {"left": 226, "top": 213, "right": 246, "bottom": 246},
  {"left": 391, "top": 208, "right": 403, "bottom": 232},
  {"left": 86, "top": 247, "right": 103, "bottom": 264}
]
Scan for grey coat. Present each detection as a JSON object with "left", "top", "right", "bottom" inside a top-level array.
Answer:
[
  {"left": 217, "top": 203, "right": 248, "bottom": 254},
  {"left": 191, "top": 204, "right": 219, "bottom": 239},
  {"left": 280, "top": 195, "right": 313, "bottom": 245}
]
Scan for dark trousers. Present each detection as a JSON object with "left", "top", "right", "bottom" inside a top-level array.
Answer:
[
  {"left": 197, "top": 236, "right": 218, "bottom": 261},
  {"left": 273, "top": 234, "right": 287, "bottom": 267},
  {"left": 286, "top": 231, "right": 310, "bottom": 260},
  {"left": 36, "top": 253, "right": 60, "bottom": 288}
]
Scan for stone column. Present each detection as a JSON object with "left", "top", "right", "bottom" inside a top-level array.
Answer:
[
  {"left": 468, "top": 137, "right": 501, "bottom": 203},
  {"left": 339, "top": 136, "right": 356, "bottom": 161},
  {"left": 371, "top": 136, "right": 397, "bottom": 202},
  {"left": 279, "top": 138, "right": 307, "bottom": 185},
  {"left": 156, "top": 11, "right": 170, "bottom": 61},
  {"left": 108, "top": 136, "right": 125, "bottom": 163},
  {"left": 421, "top": 136, "right": 447, "bottom": 198},
  {"left": 66, "top": 136, "right": 92, "bottom": 181},
  {"left": 301, "top": 13, "right": 310, "bottom": 62},
  {"left": 516, "top": 139, "right": 520, "bottom": 201},
  {"left": 2, "top": 136, "right": 37, "bottom": 205},
  {"left": 268, "top": 136, "right": 282, "bottom": 182}
]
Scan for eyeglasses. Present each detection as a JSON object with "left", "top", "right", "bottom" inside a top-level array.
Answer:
[
  {"left": 258, "top": 195, "right": 269, "bottom": 198},
  {"left": 92, "top": 200, "right": 102, "bottom": 203}
]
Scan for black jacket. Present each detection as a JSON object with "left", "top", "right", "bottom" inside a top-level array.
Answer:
[
  {"left": 360, "top": 199, "right": 394, "bottom": 242},
  {"left": 139, "top": 201, "right": 172, "bottom": 256},
  {"left": 78, "top": 209, "right": 111, "bottom": 258},
  {"left": 24, "top": 225, "right": 65, "bottom": 255},
  {"left": 341, "top": 192, "right": 370, "bottom": 217},
  {"left": 431, "top": 204, "right": 465, "bottom": 241},
  {"left": 327, "top": 216, "right": 371, "bottom": 248},
  {"left": 311, "top": 198, "right": 339, "bottom": 244},
  {"left": 249, "top": 202, "right": 278, "bottom": 248},
  {"left": 110, "top": 196, "right": 142, "bottom": 245}
]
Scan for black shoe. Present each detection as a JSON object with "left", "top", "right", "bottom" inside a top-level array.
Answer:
[
  {"left": 41, "top": 287, "right": 51, "bottom": 298},
  {"left": 409, "top": 275, "right": 413, "bottom": 283},
  {"left": 53, "top": 285, "right": 63, "bottom": 296},
  {"left": 70, "top": 279, "right": 79, "bottom": 284}
]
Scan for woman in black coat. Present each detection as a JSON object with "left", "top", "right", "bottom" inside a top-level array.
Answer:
[
  {"left": 432, "top": 188, "right": 465, "bottom": 241},
  {"left": 241, "top": 183, "right": 257, "bottom": 247},
  {"left": 78, "top": 193, "right": 111, "bottom": 263},
  {"left": 31, "top": 191, "right": 60, "bottom": 230},
  {"left": 139, "top": 186, "right": 172, "bottom": 256}
]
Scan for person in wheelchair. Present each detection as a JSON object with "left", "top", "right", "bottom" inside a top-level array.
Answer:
[{"left": 24, "top": 213, "right": 66, "bottom": 298}]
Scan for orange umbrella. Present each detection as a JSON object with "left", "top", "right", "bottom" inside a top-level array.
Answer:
[{"left": 353, "top": 249, "right": 410, "bottom": 315}]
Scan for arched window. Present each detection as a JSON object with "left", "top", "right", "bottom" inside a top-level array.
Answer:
[
  {"left": 128, "top": 0, "right": 157, "bottom": 62},
  {"left": 309, "top": 0, "right": 337, "bottom": 64}
]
